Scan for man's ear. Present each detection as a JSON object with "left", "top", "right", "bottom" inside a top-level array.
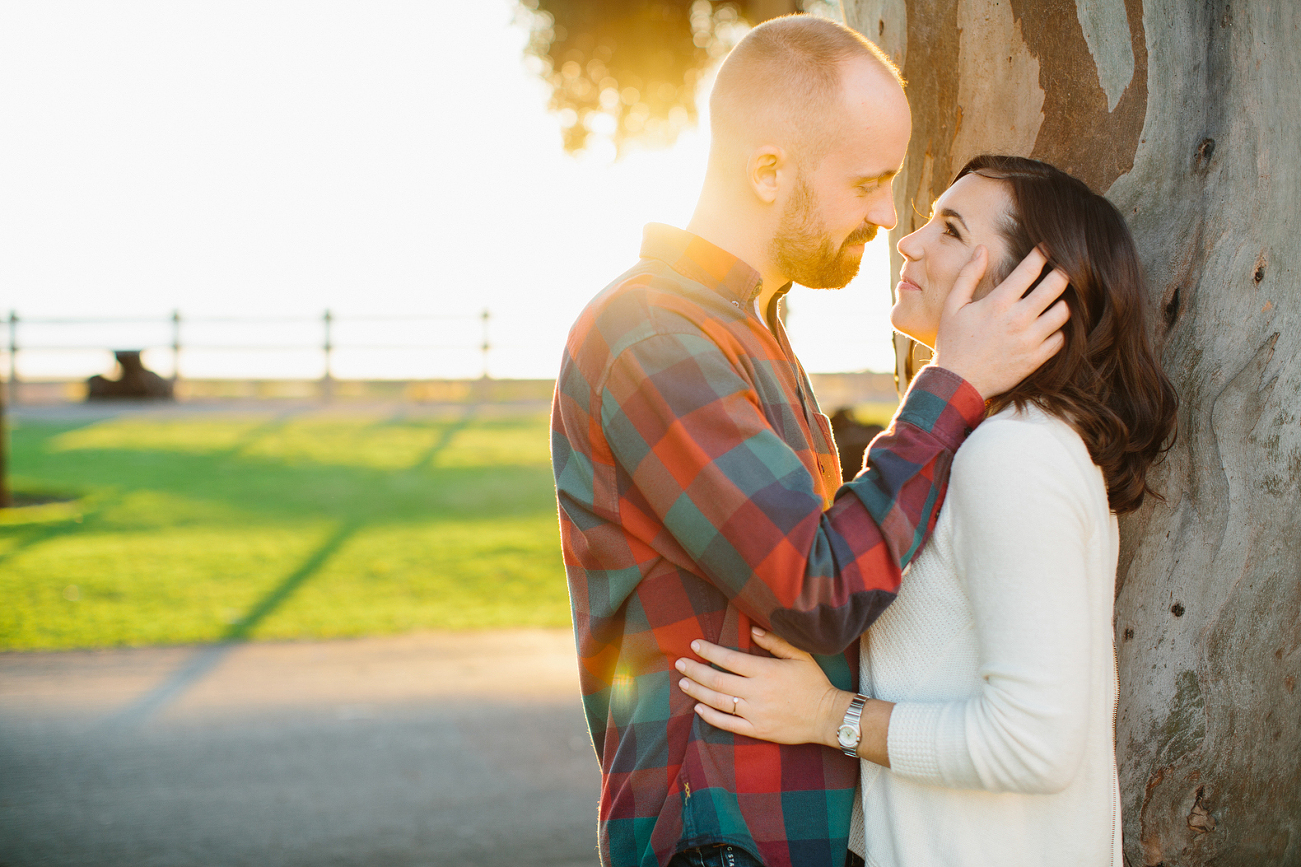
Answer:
[{"left": 747, "top": 146, "right": 787, "bottom": 204}]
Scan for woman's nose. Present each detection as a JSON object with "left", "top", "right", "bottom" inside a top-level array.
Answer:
[{"left": 897, "top": 229, "right": 922, "bottom": 260}]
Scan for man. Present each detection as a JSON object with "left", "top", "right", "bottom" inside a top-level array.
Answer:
[{"left": 551, "top": 15, "right": 1068, "bottom": 867}]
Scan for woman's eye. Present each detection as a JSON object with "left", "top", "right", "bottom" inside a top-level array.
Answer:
[{"left": 942, "top": 221, "right": 962, "bottom": 240}]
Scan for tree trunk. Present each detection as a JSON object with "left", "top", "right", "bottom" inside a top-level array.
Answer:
[{"left": 842, "top": 0, "right": 1301, "bottom": 863}]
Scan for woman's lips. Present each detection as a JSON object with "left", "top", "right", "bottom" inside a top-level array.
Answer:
[{"left": 897, "top": 276, "right": 922, "bottom": 292}]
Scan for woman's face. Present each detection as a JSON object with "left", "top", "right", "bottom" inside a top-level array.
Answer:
[{"left": 892, "top": 174, "right": 1015, "bottom": 348}]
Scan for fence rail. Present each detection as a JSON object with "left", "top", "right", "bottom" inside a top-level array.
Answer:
[{"left": 4, "top": 309, "right": 500, "bottom": 403}]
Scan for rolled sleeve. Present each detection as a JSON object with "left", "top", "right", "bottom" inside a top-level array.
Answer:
[{"left": 602, "top": 334, "right": 981, "bottom": 655}]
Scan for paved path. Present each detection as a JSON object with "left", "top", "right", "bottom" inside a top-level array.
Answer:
[{"left": 0, "top": 630, "right": 600, "bottom": 867}]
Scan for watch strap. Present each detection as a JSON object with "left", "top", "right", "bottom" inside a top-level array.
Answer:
[{"left": 838, "top": 693, "right": 868, "bottom": 757}]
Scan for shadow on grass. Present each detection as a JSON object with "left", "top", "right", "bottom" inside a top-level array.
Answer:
[
  {"left": 0, "top": 522, "right": 80, "bottom": 572},
  {"left": 221, "top": 519, "right": 363, "bottom": 643},
  {"left": 406, "top": 402, "right": 478, "bottom": 473},
  {"left": 211, "top": 408, "right": 302, "bottom": 461},
  {"left": 108, "top": 518, "right": 363, "bottom": 729},
  {"left": 0, "top": 416, "right": 113, "bottom": 563},
  {"left": 7, "top": 491, "right": 79, "bottom": 507},
  {"left": 5, "top": 403, "right": 544, "bottom": 533},
  {"left": 108, "top": 404, "right": 484, "bottom": 727},
  {"left": 0, "top": 492, "right": 121, "bottom": 572}
]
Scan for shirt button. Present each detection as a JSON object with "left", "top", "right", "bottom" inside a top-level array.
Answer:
[{"left": 731, "top": 300, "right": 740, "bottom": 307}]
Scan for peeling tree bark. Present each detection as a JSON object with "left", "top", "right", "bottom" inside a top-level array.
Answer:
[{"left": 842, "top": 1, "right": 1301, "bottom": 863}]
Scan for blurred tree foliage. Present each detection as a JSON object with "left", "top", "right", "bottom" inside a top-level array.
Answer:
[{"left": 517, "top": 0, "right": 818, "bottom": 154}]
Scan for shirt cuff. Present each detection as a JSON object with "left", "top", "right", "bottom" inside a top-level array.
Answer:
[{"left": 895, "top": 366, "right": 986, "bottom": 452}]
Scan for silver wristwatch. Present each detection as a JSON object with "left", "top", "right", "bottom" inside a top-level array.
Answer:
[{"left": 837, "top": 693, "right": 868, "bottom": 757}]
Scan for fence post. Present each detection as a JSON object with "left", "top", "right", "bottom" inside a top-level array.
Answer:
[
  {"left": 480, "top": 308, "right": 491, "bottom": 380},
  {"left": 7, "top": 311, "right": 17, "bottom": 406},
  {"left": 171, "top": 309, "right": 181, "bottom": 390},
  {"left": 322, "top": 309, "right": 334, "bottom": 402}
]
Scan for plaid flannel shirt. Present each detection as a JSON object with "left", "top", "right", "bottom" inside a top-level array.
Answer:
[{"left": 551, "top": 224, "right": 985, "bottom": 867}]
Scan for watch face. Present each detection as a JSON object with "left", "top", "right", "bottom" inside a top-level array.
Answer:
[{"left": 837, "top": 724, "right": 857, "bottom": 747}]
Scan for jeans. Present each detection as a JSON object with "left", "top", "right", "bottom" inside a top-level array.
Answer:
[
  {"left": 667, "top": 845, "right": 765, "bottom": 867},
  {"left": 667, "top": 844, "right": 866, "bottom": 867}
]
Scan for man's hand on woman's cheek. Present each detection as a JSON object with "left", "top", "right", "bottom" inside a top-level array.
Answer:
[{"left": 932, "top": 245, "right": 1071, "bottom": 400}]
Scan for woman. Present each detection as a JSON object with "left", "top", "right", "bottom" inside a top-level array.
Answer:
[{"left": 675, "top": 155, "right": 1177, "bottom": 867}]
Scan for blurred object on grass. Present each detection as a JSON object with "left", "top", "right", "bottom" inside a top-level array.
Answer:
[
  {"left": 827, "top": 402, "right": 899, "bottom": 484},
  {"left": 86, "top": 350, "right": 175, "bottom": 401},
  {"left": 0, "top": 408, "right": 568, "bottom": 650},
  {"left": 847, "top": 400, "right": 899, "bottom": 430},
  {"left": 828, "top": 408, "right": 883, "bottom": 484}
]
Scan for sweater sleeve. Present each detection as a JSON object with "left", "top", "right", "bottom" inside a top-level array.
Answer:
[
  {"left": 884, "top": 417, "right": 1097, "bottom": 794},
  {"left": 598, "top": 330, "right": 984, "bottom": 656}
]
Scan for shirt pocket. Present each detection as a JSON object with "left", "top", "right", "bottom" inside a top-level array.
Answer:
[{"left": 811, "top": 410, "right": 843, "bottom": 507}]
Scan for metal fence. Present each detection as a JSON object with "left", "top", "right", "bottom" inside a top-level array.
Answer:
[{"left": 4, "top": 309, "right": 501, "bottom": 403}]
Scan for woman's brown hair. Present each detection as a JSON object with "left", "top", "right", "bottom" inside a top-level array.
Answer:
[{"left": 956, "top": 154, "right": 1177, "bottom": 514}]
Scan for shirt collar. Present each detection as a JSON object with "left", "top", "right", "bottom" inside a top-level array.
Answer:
[{"left": 640, "top": 223, "right": 780, "bottom": 307}]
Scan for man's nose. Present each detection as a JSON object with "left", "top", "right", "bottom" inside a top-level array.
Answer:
[{"left": 869, "top": 191, "right": 898, "bottom": 232}]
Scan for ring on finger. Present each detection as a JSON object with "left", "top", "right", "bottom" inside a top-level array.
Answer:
[{"left": 729, "top": 695, "right": 739, "bottom": 714}]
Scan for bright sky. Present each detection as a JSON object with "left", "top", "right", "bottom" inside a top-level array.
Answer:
[{"left": 0, "top": 0, "right": 897, "bottom": 381}]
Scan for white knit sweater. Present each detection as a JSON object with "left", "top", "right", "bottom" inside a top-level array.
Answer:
[{"left": 847, "top": 405, "right": 1122, "bottom": 867}]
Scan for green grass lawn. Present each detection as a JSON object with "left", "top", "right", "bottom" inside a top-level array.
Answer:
[{"left": 1, "top": 407, "right": 570, "bottom": 650}]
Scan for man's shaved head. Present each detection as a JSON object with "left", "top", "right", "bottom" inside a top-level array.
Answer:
[
  {"left": 687, "top": 15, "right": 909, "bottom": 299},
  {"left": 709, "top": 15, "right": 903, "bottom": 169}
]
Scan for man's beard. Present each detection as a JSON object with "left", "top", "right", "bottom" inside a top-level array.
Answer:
[{"left": 771, "top": 176, "right": 876, "bottom": 289}]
